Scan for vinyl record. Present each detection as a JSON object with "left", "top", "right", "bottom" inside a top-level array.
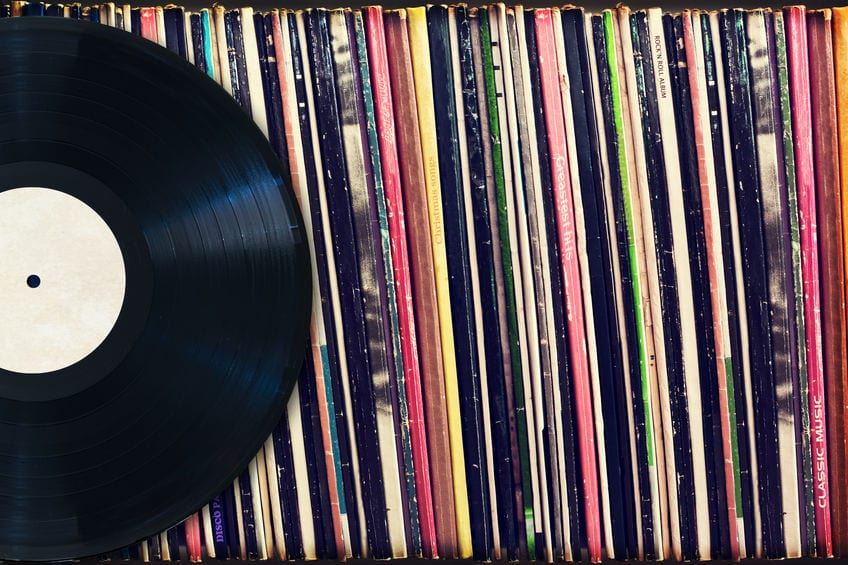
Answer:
[{"left": 0, "top": 16, "right": 310, "bottom": 560}]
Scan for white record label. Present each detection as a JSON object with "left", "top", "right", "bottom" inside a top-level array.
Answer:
[{"left": 0, "top": 187, "right": 126, "bottom": 374}]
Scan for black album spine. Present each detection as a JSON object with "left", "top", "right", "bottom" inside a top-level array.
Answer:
[
  {"left": 298, "top": 351, "right": 332, "bottom": 558},
  {"left": 562, "top": 8, "right": 636, "bottom": 560},
  {"left": 667, "top": 12, "right": 729, "bottom": 559},
  {"left": 720, "top": 9, "right": 784, "bottom": 557},
  {"left": 190, "top": 13, "right": 207, "bottom": 75},
  {"left": 255, "top": 13, "right": 288, "bottom": 166},
  {"left": 632, "top": 9, "right": 696, "bottom": 559},
  {"left": 272, "top": 414, "right": 305, "bottom": 560},
  {"left": 590, "top": 12, "right": 642, "bottom": 560},
  {"left": 466, "top": 8, "right": 519, "bottom": 560},
  {"left": 163, "top": 6, "right": 187, "bottom": 59},
  {"left": 701, "top": 12, "right": 756, "bottom": 555}
]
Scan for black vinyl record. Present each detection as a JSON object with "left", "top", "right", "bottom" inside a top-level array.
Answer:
[{"left": 0, "top": 16, "right": 310, "bottom": 560}]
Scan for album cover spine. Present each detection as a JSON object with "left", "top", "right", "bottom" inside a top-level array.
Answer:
[
  {"left": 773, "top": 9, "right": 815, "bottom": 556},
  {"left": 508, "top": 5, "right": 561, "bottom": 560},
  {"left": 258, "top": 13, "right": 288, "bottom": 167},
  {"left": 352, "top": 10, "right": 422, "bottom": 557},
  {"left": 618, "top": 8, "right": 681, "bottom": 556},
  {"left": 190, "top": 13, "right": 207, "bottom": 75},
  {"left": 453, "top": 5, "right": 503, "bottom": 559},
  {"left": 470, "top": 8, "right": 524, "bottom": 559},
  {"left": 490, "top": 4, "right": 543, "bottom": 559},
  {"left": 383, "top": 9, "right": 460, "bottom": 559},
  {"left": 298, "top": 345, "right": 335, "bottom": 558},
  {"left": 363, "top": 6, "right": 436, "bottom": 559},
  {"left": 597, "top": 9, "right": 650, "bottom": 560},
  {"left": 831, "top": 8, "right": 848, "bottom": 555},
  {"left": 212, "top": 6, "right": 232, "bottom": 94},
  {"left": 784, "top": 6, "right": 831, "bottom": 556},
  {"left": 201, "top": 9, "right": 219, "bottom": 82},
  {"left": 611, "top": 8, "right": 667, "bottom": 557},
  {"left": 140, "top": 7, "right": 157, "bottom": 42},
  {"left": 683, "top": 10, "right": 742, "bottom": 560},
  {"left": 479, "top": 7, "right": 536, "bottom": 558},
  {"left": 807, "top": 8, "right": 845, "bottom": 557},
  {"left": 287, "top": 11, "right": 360, "bottom": 558},
  {"left": 239, "top": 7, "right": 268, "bottom": 137},
  {"left": 330, "top": 8, "right": 409, "bottom": 558},
  {"left": 426, "top": 6, "right": 491, "bottom": 559},
  {"left": 306, "top": 8, "right": 390, "bottom": 558},
  {"left": 406, "top": 7, "right": 476, "bottom": 558},
  {"left": 163, "top": 5, "right": 187, "bottom": 58},
  {"left": 537, "top": 7, "right": 604, "bottom": 561},
  {"left": 273, "top": 415, "right": 304, "bottom": 559}
]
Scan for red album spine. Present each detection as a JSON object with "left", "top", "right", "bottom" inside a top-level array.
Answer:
[
  {"left": 535, "top": 8, "right": 601, "bottom": 562},
  {"left": 140, "top": 7, "right": 157, "bottom": 42},
  {"left": 364, "top": 6, "right": 438, "bottom": 559},
  {"left": 185, "top": 513, "right": 202, "bottom": 562},
  {"left": 784, "top": 6, "right": 832, "bottom": 556},
  {"left": 808, "top": 8, "right": 845, "bottom": 557}
]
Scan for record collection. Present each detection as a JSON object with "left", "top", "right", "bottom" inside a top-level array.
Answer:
[{"left": 5, "top": 0, "right": 848, "bottom": 562}]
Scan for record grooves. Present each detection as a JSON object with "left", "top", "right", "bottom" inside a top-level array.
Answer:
[{"left": 0, "top": 17, "right": 310, "bottom": 561}]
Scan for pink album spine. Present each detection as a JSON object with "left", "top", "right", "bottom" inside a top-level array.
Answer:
[
  {"left": 681, "top": 12, "right": 740, "bottom": 559},
  {"left": 785, "top": 6, "right": 832, "bottom": 555},
  {"left": 185, "top": 513, "right": 202, "bottom": 562},
  {"left": 271, "top": 12, "right": 346, "bottom": 559},
  {"left": 364, "top": 6, "right": 438, "bottom": 558},
  {"left": 535, "top": 8, "right": 601, "bottom": 562},
  {"left": 140, "top": 7, "right": 157, "bottom": 42}
]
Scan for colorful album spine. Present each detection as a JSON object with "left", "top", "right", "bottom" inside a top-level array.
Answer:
[
  {"left": 354, "top": 9, "right": 425, "bottom": 557},
  {"left": 506, "top": 5, "right": 562, "bottom": 560},
  {"left": 807, "top": 8, "right": 845, "bottom": 557},
  {"left": 488, "top": 4, "right": 543, "bottom": 558},
  {"left": 477, "top": 8, "right": 536, "bottom": 558},
  {"left": 140, "top": 7, "right": 157, "bottom": 42},
  {"left": 406, "top": 7, "right": 473, "bottom": 559},
  {"left": 833, "top": 6, "right": 848, "bottom": 554},
  {"left": 774, "top": 9, "right": 816, "bottom": 556},
  {"left": 270, "top": 9, "right": 348, "bottom": 559},
  {"left": 682, "top": 10, "right": 744, "bottom": 559},
  {"left": 200, "top": 9, "right": 216, "bottom": 80},
  {"left": 784, "top": 6, "right": 832, "bottom": 556},
  {"left": 382, "top": 9, "right": 460, "bottom": 558},
  {"left": 606, "top": 9, "right": 666, "bottom": 558},
  {"left": 617, "top": 6, "right": 675, "bottom": 559},
  {"left": 588, "top": 11, "right": 643, "bottom": 560},
  {"left": 560, "top": 8, "right": 625, "bottom": 559},
  {"left": 362, "top": 6, "right": 436, "bottom": 559},
  {"left": 427, "top": 5, "right": 492, "bottom": 558},
  {"left": 535, "top": 7, "right": 602, "bottom": 562}
]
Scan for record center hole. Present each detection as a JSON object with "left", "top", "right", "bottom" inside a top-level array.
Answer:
[{"left": 26, "top": 274, "right": 41, "bottom": 289}]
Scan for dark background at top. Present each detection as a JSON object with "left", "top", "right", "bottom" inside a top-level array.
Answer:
[{"left": 181, "top": 0, "right": 839, "bottom": 13}]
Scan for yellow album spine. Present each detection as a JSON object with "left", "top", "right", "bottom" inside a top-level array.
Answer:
[{"left": 406, "top": 6, "right": 472, "bottom": 557}]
